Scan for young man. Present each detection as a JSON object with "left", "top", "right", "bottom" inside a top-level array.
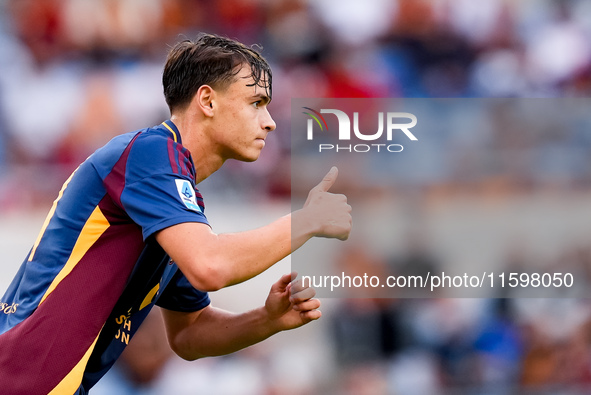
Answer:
[{"left": 0, "top": 34, "right": 351, "bottom": 394}]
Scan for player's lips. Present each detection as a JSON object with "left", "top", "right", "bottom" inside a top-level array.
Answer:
[{"left": 255, "top": 137, "right": 266, "bottom": 147}]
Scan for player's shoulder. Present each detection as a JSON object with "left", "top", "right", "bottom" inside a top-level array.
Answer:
[
  {"left": 88, "top": 123, "right": 175, "bottom": 177},
  {"left": 130, "top": 123, "right": 176, "bottom": 152},
  {"left": 89, "top": 128, "right": 147, "bottom": 177},
  {"left": 127, "top": 123, "right": 187, "bottom": 173}
]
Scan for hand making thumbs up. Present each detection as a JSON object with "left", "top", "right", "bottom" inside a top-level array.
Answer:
[{"left": 297, "top": 166, "right": 352, "bottom": 242}]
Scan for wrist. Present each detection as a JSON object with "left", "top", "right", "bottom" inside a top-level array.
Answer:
[
  {"left": 259, "top": 305, "right": 284, "bottom": 335},
  {"left": 291, "top": 209, "right": 320, "bottom": 240}
]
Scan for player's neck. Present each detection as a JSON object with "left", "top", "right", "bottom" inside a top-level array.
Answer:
[{"left": 169, "top": 114, "right": 224, "bottom": 184}]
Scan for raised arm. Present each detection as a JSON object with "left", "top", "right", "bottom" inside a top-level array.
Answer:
[
  {"left": 161, "top": 273, "right": 320, "bottom": 360},
  {"left": 155, "top": 167, "right": 351, "bottom": 291}
]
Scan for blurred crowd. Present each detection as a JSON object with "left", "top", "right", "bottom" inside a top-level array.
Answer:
[
  {"left": 2, "top": 0, "right": 591, "bottom": 206},
  {"left": 3, "top": 0, "right": 591, "bottom": 394},
  {"left": 326, "top": 239, "right": 591, "bottom": 394}
]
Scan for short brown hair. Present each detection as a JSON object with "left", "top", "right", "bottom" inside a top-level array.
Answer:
[{"left": 163, "top": 33, "right": 272, "bottom": 113}]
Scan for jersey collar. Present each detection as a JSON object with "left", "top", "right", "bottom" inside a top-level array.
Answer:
[{"left": 161, "top": 120, "right": 182, "bottom": 144}]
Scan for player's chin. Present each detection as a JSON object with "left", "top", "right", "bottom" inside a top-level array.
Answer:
[
  {"left": 238, "top": 155, "right": 259, "bottom": 163},
  {"left": 236, "top": 149, "right": 263, "bottom": 162}
]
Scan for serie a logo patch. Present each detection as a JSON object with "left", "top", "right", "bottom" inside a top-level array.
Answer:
[{"left": 175, "top": 179, "right": 201, "bottom": 212}]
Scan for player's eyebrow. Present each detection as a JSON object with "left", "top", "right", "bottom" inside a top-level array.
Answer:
[{"left": 250, "top": 92, "right": 271, "bottom": 105}]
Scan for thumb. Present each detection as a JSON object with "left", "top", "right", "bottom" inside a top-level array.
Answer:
[
  {"left": 271, "top": 273, "right": 293, "bottom": 293},
  {"left": 315, "top": 166, "right": 338, "bottom": 192}
]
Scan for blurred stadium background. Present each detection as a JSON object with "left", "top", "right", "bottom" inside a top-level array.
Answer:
[{"left": 3, "top": 0, "right": 591, "bottom": 393}]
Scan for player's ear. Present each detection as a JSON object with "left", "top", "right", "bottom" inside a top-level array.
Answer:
[{"left": 195, "top": 85, "right": 215, "bottom": 117}]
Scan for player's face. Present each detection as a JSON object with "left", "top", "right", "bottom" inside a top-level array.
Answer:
[{"left": 211, "top": 66, "right": 276, "bottom": 162}]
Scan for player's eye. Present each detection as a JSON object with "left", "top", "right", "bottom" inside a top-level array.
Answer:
[{"left": 252, "top": 100, "right": 262, "bottom": 108}]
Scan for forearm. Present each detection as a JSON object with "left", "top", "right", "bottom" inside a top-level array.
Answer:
[
  {"left": 214, "top": 210, "right": 317, "bottom": 286},
  {"left": 162, "top": 273, "right": 322, "bottom": 361},
  {"left": 164, "top": 306, "right": 278, "bottom": 361},
  {"left": 159, "top": 212, "right": 317, "bottom": 291}
]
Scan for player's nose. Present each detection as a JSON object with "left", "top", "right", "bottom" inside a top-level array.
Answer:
[{"left": 263, "top": 108, "right": 276, "bottom": 132}]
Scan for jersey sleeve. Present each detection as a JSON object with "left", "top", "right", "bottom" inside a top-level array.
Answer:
[
  {"left": 156, "top": 269, "right": 211, "bottom": 312},
  {"left": 121, "top": 174, "right": 208, "bottom": 240},
  {"left": 117, "top": 132, "right": 209, "bottom": 240}
]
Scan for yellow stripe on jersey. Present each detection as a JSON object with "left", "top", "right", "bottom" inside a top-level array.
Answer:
[
  {"left": 29, "top": 168, "right": 78, "bottom": 262},
  {"left": 39, "top": 206, "right": 110, "bottom": 305},
  {"left": 48, "top": 329, "right": 102, "bottom": 395},
  {"left": 162, "top": 121, "right": 178, "bottom": 142},
  {"left": 140, "top": 283, "right": 160, "bottom": 311}
]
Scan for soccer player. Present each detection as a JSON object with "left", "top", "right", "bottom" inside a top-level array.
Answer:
[{"left": 0, "top": 34, "right": 352, "bottom": 394}]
